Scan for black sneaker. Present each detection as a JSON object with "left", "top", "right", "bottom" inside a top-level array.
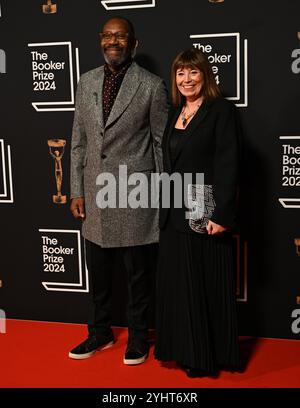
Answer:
[
  {"left": 123, "top": 337, "right": 149, "bottom": 365},
  {"left": 68, "top": 334, "right": 114, "bottom": 360}
]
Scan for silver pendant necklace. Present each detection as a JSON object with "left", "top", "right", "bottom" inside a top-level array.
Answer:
[{"left": 181, "top": 104, "right": 201, "bottom": 127}]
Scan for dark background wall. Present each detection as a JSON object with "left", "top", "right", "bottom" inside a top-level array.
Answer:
[{"left": 0, "top": 0, "right": 299, "bottom": 339}]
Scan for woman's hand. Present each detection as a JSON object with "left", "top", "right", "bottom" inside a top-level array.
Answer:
[{"left": 206, "top": 220, "right": 226, "bottom": 235}]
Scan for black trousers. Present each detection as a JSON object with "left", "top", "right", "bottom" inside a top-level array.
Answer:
[{"left": 85, "top": 239, "right": 157, "bottom": 340}]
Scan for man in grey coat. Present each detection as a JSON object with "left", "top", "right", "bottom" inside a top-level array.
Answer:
[{"left": 69, "top": 17, "right": 168, "bottom": 365}]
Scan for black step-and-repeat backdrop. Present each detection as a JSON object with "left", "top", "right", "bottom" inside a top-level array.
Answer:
[{"left": 0, "top": 0, "right": 299, "bottom": 339}]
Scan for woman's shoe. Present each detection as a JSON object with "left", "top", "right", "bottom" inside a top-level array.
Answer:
[
  {"left": 178, "top": 362, "right": 218, "bottom": 378},
  {"left": 185, "top": 367, "right": 208, "bottom": 378}
]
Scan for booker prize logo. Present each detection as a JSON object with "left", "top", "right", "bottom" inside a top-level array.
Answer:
[
  {"left": 100, "top": 0, "right": 156, "bottom": 10},
  {"left": 190, "top": 32, "right": 248, "bottom": 107},
  {"left": 42, "top": 0, "right": 57, "bottom": 14},
  {"left": 47, "top": 139, "right": 67, "bottom": 204},
  {"left": 0, "top": 139, "right": 14, "bottom": 203},
  {"left": 28, "top": 41, "right": 80, "bottom": 112},
  {"left": 278, "top": 136, "right": 300, "bottom": 209},
  {"left": 39, "top": 229, "right": 89, "bottom": 292}
]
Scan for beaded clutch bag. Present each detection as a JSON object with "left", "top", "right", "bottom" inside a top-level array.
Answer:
[{"left": 187, "top": 184, "right": 216, "bottom": 233}]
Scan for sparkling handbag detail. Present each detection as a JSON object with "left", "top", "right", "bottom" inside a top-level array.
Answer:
[{"left": 187, "top": 184, "right": 216, "bottom": 233}]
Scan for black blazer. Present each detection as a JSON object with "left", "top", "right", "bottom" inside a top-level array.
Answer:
[{"left": 159, "top": 97, "right": 240, "bottom": 233}]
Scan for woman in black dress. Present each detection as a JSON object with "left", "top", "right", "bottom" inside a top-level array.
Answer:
[{"left": 155, "top": 48, "right": 241, "bottom": 377}]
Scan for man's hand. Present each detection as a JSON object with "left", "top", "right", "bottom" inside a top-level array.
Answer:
[
  {"left": 70, "top": 197, "right": 86, "bottom": 220},
  {"left": 206, "top": 220, "right": 226, "bottom": 235}
]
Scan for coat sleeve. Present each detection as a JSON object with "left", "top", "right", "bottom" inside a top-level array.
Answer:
[
  {"left": 210, "top": 100, "right": 240, "bottom": 228},
  {"left": 70, "top": 78, "right": 87, "bottom": 199},
  {"left": 149, "top": 79, "right": 169, "bottom": 173}
]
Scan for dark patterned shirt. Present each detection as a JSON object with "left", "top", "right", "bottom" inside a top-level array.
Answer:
[{"left": 102, "top": 61, "right": 132, "bottom": 125}]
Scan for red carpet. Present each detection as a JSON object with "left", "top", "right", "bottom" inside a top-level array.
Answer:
[{"left": 0, "top": 319, "right": 300, "bottom": 388}]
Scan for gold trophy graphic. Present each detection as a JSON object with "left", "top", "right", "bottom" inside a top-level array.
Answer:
[
  {"left": 42, "top": 0, "right": 57, "bottom": 14},
  {"left": 295, "top": 238, "right": 300, "bottom": 256},
  {"left": 48, "top": 139, "right": 67, "bottom": 204}
]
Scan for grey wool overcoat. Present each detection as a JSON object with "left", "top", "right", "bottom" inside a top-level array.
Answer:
[{"left": 70, "top": 62, "right": 168, "bottom": 247}]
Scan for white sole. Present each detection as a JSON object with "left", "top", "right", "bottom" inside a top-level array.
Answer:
[
  {"left": 68, "top": 340, "right": 114, "bottom": 360},
  {"left": 123, "top": 353, "right": 148, "bottom": 365}
]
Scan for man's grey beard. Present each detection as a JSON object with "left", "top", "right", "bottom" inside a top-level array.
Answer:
[{"left": 103, "top": 49, "right": 130, "bottom": 67}]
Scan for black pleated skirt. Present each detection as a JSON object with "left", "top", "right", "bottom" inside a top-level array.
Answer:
[{"left": 155, "top": 220, "right": 240, "bottom": 373}]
